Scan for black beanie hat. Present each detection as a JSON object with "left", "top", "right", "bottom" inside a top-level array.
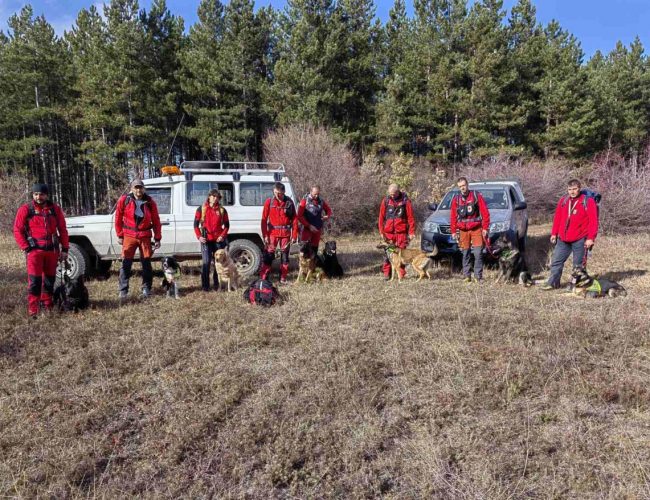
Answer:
[{"left": 32, "top": 183, "right": 49, "bottom": 194}]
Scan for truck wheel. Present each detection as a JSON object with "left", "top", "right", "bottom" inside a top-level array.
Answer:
[
  {"left": 229, "top": 239, "right": 262, "bottom": 278},
  {"left": 64, "top": 243, "right": 90, "bottom": 280}
]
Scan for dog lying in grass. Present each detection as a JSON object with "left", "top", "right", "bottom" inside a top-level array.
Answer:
[
  {"left": 53, "top": 275, "right": 89, "bottom": 312},
  {"left": 568, "top": 267, "right": 627, "bottom": 298},
  {"left": 376, "top": 242, "right": 438, "bottom": 282},
  {"left": 215, "top": 248, "right": 241, "bottom": 291},
  {"left": 318, "top": 240, "right": 344, "bottom": 279},
  {"left": 297, "top": 242, "right": 325, "bottom": 283},
  {"left": 161, "top": 256, "right": 181, "bottom": 299}
]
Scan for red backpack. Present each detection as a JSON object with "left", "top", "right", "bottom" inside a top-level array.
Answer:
[{"left": 243, "top": 279, "right": 280, "bottom": 307}]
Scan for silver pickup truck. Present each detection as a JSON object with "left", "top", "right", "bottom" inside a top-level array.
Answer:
[{"left": 64, "top": 161, "right": 297, "bottom": 280}]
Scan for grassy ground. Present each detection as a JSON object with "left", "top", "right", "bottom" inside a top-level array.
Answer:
[{"left": 1, "top": 225, "right": 649, "bottom": 498}]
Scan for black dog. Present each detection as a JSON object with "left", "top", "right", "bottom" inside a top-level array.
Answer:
[
  {"left": 569, "top": 267, "right": 627, "bottom": 298},
  {"left": 161, "top": 256, "right": 181, "bottom": 299},
  {"left": 317, "top": 240, "right": 344, "bottom": 279},
  {"left": 53, "top": 275, "right": 90, "bottom": 312},
  {"left": 492, "top": 235, "right": 528, "bottom": 284}
]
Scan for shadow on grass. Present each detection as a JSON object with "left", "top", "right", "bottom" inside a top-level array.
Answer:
[
  {"left": 599, "top": 269, "right": 647, "bottom": 282},
  {"left": 524, "top": 233, "right": 553, "bottom": 275}
]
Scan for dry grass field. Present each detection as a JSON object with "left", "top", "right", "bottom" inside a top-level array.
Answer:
[{"left": 1, "top": 225, "right": 649, "bottom": 498}]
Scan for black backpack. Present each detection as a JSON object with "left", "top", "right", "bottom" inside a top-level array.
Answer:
[{"left": 243, "top": 279, "right": 280, "bottom": 307}]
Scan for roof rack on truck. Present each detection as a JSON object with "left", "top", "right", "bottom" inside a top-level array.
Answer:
[{"left": 179, "top": 161, "right": 285, "bottom": 173}]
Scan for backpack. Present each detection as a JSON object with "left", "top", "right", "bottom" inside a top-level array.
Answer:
[
  {"left": 243, "top": 279, "right": 280, "bottom": 307},
  {"left": 561, "top": 189, "right": 601, "bottom": 216}
]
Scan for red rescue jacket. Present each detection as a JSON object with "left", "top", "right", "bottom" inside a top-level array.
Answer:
[
  {"left": 378, "top": 192, "right": 416, "bottom": 237},
  {"left": 551, "top": 194, "right": 598, "bottom": 243},
  {"left": 194, "top": 202, "right": 230, "bottom": 241},
  {"left": 115, "top": 193, "right": 162, "bottom": 240},
  {"left": 449, "top": 191, "right": 490, "bottom": 233},
  {"left": 261, "top": 195, "right": 298, "bottom": 239},
  {"left": 297, "top": 195, "right": 332, "bottom": 231},
  {"left": 14, "top": 200, "right": 69, "bottom": 252}
]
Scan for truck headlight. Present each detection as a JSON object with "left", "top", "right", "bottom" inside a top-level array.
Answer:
[
  {"left": 489, "top": 221, "right": 510, "bottom": 233},
  {"left": 424, "top": 221, "right": 440, "bottom": 233}
]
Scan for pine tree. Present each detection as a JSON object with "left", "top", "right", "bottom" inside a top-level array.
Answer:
[
  {"left": 0, "top": 6, "right": 73, "bottom": 202},
  {"left": 66, "top": 5, "right": 122, "bottom": 210},
  {"left": 181, "top": 0, "right": 273, "bottom": 159},
  {"left": 536, "top": 21, "right": 600, "bottom": 157},
  {"left": 140, "top": 0, "right": 186, "bottom": 169},
  {"left": 460, "top": 0, "right": 514, "bottom": 157},
  {"left": 273, "top": 0, "right": 338, "bottom": 127},
  {"left": 375, "top": 0, "right": 414, "bottom": 152},
  {"left": 505, "top": 0, "right": 545, "bottom": 152}
]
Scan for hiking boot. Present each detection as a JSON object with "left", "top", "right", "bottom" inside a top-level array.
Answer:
[
  {"left": 463, "top": 276, "right": 472, "bottom": 283},
  {"left": 541, "top": 284, "right": 556, "bottom": 291},
  {"left": 473, "top": 276, "right": 484, "bottom": 284},
  {"left": 142, "top": 288, "right": 152, "bottom": 299}
]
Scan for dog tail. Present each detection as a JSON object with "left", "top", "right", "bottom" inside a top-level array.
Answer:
[{"left": 425, "top": 244, "right": 439, "bottom": 258}]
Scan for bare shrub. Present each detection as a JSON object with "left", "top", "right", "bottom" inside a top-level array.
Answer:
[
  {"left": 264, "top": 125, "right": 382, "bottom": 233},
  {"left": 0, "top": 174, "right": 31, "bottom": 234},
  {"left": 459, "top": 156, "right": 574, "bottom": 223},
  {"left": 590, "top": 147, "right": 650, "bottom": 234}
]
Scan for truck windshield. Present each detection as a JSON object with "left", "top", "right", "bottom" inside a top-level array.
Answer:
[{"left": 439, "top": 188, "right": 510, "bottom": 210}]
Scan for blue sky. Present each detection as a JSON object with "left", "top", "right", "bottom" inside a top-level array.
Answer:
[{"left": 1, "top": 0, "right": 648, "bottom": 58}]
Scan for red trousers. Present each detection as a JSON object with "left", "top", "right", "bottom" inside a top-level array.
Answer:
[
  {"left": 260, "top": 235, "right": 291, "bottom": 280},
  {"left": 26, "top": 249, "right": 59, "bottom": 315},
  {"left": 382, "top": 232, "right": 408, "bottom": 278},
  {"left": 300, "top": 227, "right": 322, "bottom": 248}
]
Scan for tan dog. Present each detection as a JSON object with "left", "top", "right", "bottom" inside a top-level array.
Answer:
[
  {"left": 214, "top": 248, "right": 241, "bottom": 291},
  {"left": 296, "top": 242, "right": 325, "bottom": 283},
  {"left": 377, "top": 242, "right": 438, "bottom": 282}
]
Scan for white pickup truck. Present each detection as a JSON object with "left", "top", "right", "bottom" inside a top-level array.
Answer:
[{"left": 64, "top": 161, "right": 298, "bottom": 280}]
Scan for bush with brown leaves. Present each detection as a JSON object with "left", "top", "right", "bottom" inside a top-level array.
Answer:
[
  {"left": 264, "top": 125, "right": 382, "bottom": 233},
  {"left": 0, "top": 175, "right": 31, "bottom": 233}
]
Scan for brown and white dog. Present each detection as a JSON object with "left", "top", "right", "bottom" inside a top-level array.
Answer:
[{"left": 214, "top": 248, "right": 241, "bottom": 291}]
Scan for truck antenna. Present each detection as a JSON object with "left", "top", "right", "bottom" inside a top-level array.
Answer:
[{"left": 165, "top": 112, "right": 185, "bottom": 166}]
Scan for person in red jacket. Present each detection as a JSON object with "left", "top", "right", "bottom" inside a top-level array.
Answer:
[
  {"left": 13, "top": 183, "right": 69, "bottom": 317},
  {"left": 543, "top": 179, "right": 599, "bottom": 290},
  {"left": 194, "top": 188, "right": 230, "bottom": 291},
  {"left": 260, "top": 182, "right": 298, "bottom": 284},
  {"left": 115, "top": 178, "right": 162, "bottom": 300},
  {"left": 378, "top": 183, "right": 416, "bottom": 280},
  {"left": 450, "top": 177, "right": 490, "bottom": 282},
  {"left": 297, "top": 185, "right": 332, "bottom": 254}
]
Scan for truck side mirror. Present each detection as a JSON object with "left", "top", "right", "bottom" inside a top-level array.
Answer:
[
  {"left": 514, "top": 201, "right": 527, "bottom": 211},
  {"left": 428, "top": 202, "right": 438, "bottom": 211}
]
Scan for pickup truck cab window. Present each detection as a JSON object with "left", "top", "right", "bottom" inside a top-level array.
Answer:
[
  {"left": 186, "top": 182, "right": 234, "bottom": 206},
  {"left": 240, "top": 182, "right": 275, "bottom": 206},
  {"left": 147, "top": 187, "right": 173, "bottom": 214}
]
